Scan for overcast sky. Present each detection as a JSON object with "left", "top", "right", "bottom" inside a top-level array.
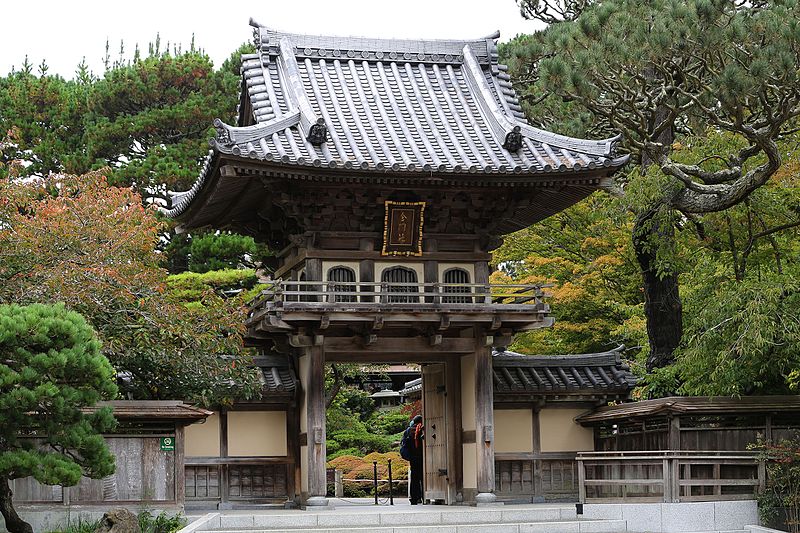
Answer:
[{"left": 1, "top": 1, "right": 543, "bottom": 79}]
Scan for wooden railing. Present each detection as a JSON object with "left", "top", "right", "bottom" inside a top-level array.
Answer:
[
  {"left": 185, "top": 458, "right": 292, "bottom": 504},
  {"left": 577, "top": 451, "right": 765, "bottom": 503},
  {"left": 250, "top": 280, "right": 546, "bottom": 308}
]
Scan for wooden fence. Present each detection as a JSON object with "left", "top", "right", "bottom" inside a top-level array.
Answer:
[
  {"left": 13, "top": 433, "right": 182, "bottom": 505},
  {"left": 495, "top": 452, "right": 579, "bottom": 501},
  {"left": 577, "top": 451, "right": 764, "bottom": 504},
  {"left": 185, "top": 458, "right": 292, "bottom": 505}
]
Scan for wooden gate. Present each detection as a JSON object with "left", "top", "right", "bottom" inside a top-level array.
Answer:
[{"left": 422, "top": 363, "right": 449, "bottom": 503}]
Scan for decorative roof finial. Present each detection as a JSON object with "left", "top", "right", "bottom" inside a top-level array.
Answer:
[
  {"left": 503, "top": 126, "right": 523, "bottom": 152},
  {"left": 307, "top": 119, "right": 328, "bottom": 146}
]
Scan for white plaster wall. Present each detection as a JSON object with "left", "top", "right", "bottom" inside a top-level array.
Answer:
[
  {"left": 539, "top": 408, "right": 594, "bottom": 452},
  {"left": 184, "top": 412, "right": 220, "bottom": 457},
  {"left": 494, "top": 409, "right": 533, "bottom": 453},
  {"left": 300, "top": 445, "right": 309, "bottom": 493},
  {"left": 227, "top": 411, "right": 287, "bottom": 457},
  {"left": 462, "top": 442, "right": 477, "bottom": 489}
]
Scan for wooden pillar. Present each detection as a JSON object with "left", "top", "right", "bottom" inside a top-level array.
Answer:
[
  {"left": 532, "top": 407, "right": 543, "bottom": 499},
  {"left": 287, "top": 404, "right": 300, "bottom": 503},
  {"left": 175, "top": 425, "right": 186, "bottom": 507},
  {"left": 668, "top": 416, "right": 681, "bottom": 451},
  {"left": 474, "top": 338, "right": 496, "bottom": 503},
  {"left": 306, "top": 344, "right": 328, "bottom": 506},
  {"left": 219, "top": 409, "right": 230, "bottom": 509}
]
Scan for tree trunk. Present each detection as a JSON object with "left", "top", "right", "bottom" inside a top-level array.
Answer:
[
  {"left": 633, "top": 208, "right": 683, "bottom": 372},
  {"left": 0, "top": 480, "right": 33, "bottom": 533}
]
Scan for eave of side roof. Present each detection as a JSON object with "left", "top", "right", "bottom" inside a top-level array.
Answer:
[{"left": 576, "top": 395, "right": 800, "bottom": 425}]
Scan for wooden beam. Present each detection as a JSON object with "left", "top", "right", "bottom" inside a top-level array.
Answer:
[{"left": 323, "top": 336, "right": 475, "bottom": 354}]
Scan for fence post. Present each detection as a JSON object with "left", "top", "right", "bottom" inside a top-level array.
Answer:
[
  {"left": 757, "top": 458, "right": 766, "bottom": 494},
  {"left": 334, "top": 469, "right": 343, "bottom": 498},
  {"left": 663, "top": 457, "right": 671, "bottom": 503},
  {"left": 373, "top": 461, "right": 379, "bottom": 505},
  {"left": 577, "top": 456, "right": 586, "bottom": 504},
  {"left": 388, "top": 459, "right": 394, "bottom": 505}
]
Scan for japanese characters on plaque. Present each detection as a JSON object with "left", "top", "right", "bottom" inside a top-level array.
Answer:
[{"left": 381, "top": 201, "right": 425, "bottom": 256}]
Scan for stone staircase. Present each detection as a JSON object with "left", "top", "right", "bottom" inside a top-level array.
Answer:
[{"left": 186, "top": 504, "right": 629, "bottom": 533}]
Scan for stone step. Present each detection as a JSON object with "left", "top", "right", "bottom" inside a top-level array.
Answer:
[
  {"left": 195, "top": 507, "right": 582, "bottom": 531},
  {"left": 202, "top": 520, "right": 628, "bottom": 533}
]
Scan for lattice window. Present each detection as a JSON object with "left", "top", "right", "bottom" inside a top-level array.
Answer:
[
  {"left": 327, "top": 266, "right": 357, "bottom": 303},
  {"left": 382, "top": 266, "right": 419, "bottom": 303},
  {"left": 442, "top": 268, "right": 472, "bottom": 303}
]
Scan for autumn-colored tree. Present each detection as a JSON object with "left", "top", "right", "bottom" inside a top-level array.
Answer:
[
  {"left": 492, "top": 194, "right": 645, "bottom": 357},
  {"left": 0, "top": 171, "right": 260, "bottom": 405}
]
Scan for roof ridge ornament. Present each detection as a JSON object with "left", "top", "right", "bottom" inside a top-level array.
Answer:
[
  {"left": 276, "top": 36, "right": 328, "bottom": 146},
  {"left": 462, "top": 44, "right": 620, "bottom": 157}
]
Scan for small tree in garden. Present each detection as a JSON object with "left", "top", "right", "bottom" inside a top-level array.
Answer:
[
  {"left": 752, "top": 437, "right": 800, "bottom": 533},
  {"left": 0, "top": 303, "right": 118, "bottom": 533}
]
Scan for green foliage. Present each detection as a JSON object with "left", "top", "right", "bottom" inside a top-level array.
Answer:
[
  {"left": 751, "top": 437, "right": 800, "bottom": 533},
  {"left": 0, "top": 303, "right": 117, "bottom": 533},
  {"left": 138, "top": 511, "right": 187, "bottom": 533},
  {"left": 45, "top": 518, "right": 102, "bottom": 533},
  {"left": 46, "top": 511, "right": 186, "bottom": 533},
  {"left": 166, "top": 269, "right": 259, "bottom": 304},
  {"left": 327, "top": 430, "right": 395, "bottom": 455},
  {"left": 188, "top": 233, "right": 262, "bottom": 273},
  {"left": 677, "top": 273, "right": 800, "bottom": 396},
  {"left": 368, "top": 409, "right": 410, "bottom": 437},
  {"left": 0, "top": 46, "right": 240, "bottom": 193}
]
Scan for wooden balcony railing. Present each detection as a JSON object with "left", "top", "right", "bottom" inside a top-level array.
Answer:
[
  {"left": 250, "top": 280, "right": 547, "bottom": 309},
  {"left": 577, "top": 451, "right": 765, "bottom": 504}
]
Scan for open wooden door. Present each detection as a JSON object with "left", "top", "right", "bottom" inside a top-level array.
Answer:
[{"left": 422, "top": 363, "right": 449, "bottom": 503}]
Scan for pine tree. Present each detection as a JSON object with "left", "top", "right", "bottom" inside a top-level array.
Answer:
[
  {"left": 508, "top": 0, "right": 800, "bottom": 373},
  {"left": 0, "top": 303, "right": 117, "bottom": 533}
]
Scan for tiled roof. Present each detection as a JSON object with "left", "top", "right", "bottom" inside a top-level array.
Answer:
[
  {"left": 492, "top": 347, "right": 637, "bottom": 396},
  {"left": 256, "top": 355, "right": 297, "bottom": 396},
  {"left": 400, "top": 348, "right": 636, "bottom": 399},
  {"left": 164, "top": 21, "right": 627, "bottom": 219}
]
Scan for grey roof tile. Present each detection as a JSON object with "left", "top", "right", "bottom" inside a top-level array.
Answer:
[{"left": 492, "top": 347, "right": 637, "bottom": 395}]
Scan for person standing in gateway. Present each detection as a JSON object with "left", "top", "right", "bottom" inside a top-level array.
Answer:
[{"left": 400, "top": 415, "right": 424, "bottom": 504}]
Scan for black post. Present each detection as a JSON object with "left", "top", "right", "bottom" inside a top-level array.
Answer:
[
  {"left": 388, "top": 459, "right": 394, "bottom": 505},
  {"left": 373, "top": 461, "right": 379, "bottom": 505}
]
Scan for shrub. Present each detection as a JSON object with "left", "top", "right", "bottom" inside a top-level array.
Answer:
[
  {"left": 751, "top": 436, "right": 800, "bottom": 533},
  {"left": 328, "top": 452, "right": 409, "bottom": 497},
  {"left": 369, "top": 409, "right": 410, "bottom": 436},
  {"left": 138, "top": 511, "right": 187, "bottom": 533}
]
